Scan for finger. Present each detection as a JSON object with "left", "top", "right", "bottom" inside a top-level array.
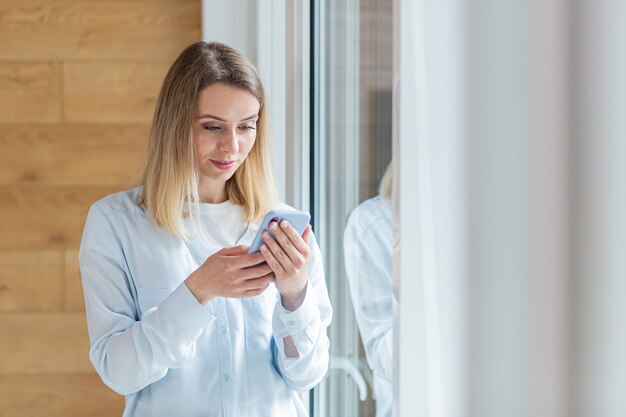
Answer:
[
  {"left": 279, "top": 221, "right": 311, "bottom": 254},
  {"left": 242, "top": 285, "right": 270, "bottom": 297},
  {"left": 262, "top": 228, "right": 291, "bottom": 271},
  {"left": 231, "top": 251, "right": 267, "bottom": 269},
  {"left": 220, "top": 245, "right": 249, "bottom": 256},
  {"left": 269, "top": 222, "right": 302, "bottom": 264},
  {"left": 241, "top": 274, "right": 274, "bottom": 296},
  {"left": 246, "top": 273, "right": 275, "bottom": 290},
  {"left": 260, "top": 241, "right": 286, "bottom": 275},
  {"left": 239, "top": 262, "right": 273, "bottom": 280}
]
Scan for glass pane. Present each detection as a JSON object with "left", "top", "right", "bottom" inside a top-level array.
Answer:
[{"left": 312, "top": 0, "right": 393, "bottom": 416}]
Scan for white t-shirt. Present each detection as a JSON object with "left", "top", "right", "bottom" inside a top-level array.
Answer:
[{"left": 197, "top": 200, "right": 248, "bottom": 249}]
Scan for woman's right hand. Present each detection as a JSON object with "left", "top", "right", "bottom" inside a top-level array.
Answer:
[{"left": 184, "top": 245, "right": 274, "bottom": 305}]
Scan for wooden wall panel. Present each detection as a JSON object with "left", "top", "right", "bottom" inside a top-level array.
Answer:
[
  {"left": 0, "top": 0, "right": 200, "bottom": 412},
  {"left": 64, "top": 62, "right": 169, "bottom": 123},
  {"left": 0, "top": 1, "right": 200, "bottom": 61},
  {"left": 0, "top": 313, "right": 92, "bottom": 374},
  {"left": 0, "top": 186, "right": 121, "bottom": 249},
  {"left": 0, "top": 250, "right": 63, "bottom": 312},
  {"left": 64, "top": 249, "right": 84, "bottom": 312},
  {"left": 0, "top": 125, "right": 148, "bottom": 185},
  {"left": 0, "top": 375, "right": 124, "bottom": 417},
  {"left": 0, "top": 61, "right": 61, "bottom": 123}
]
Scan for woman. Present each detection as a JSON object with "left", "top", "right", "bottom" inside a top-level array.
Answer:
[{"left": 79, "top": 42, "right": 332, "bottom": 417}]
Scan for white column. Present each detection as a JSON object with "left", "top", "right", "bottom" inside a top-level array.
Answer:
[
  {"left": 466, "top": 1, "right": 570, "bottom": 416},
  {"left": 573, "top": 1, "right": 626, "bottom": 416},
  {"left": 256, "top": 0, "right": 287, "bottom": 201}
]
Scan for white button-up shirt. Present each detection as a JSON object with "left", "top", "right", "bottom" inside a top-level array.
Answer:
[
  {"left": 79, "top": 187, "right": 332, "bottom": 417},
  {"left": 343, "top": 196, "right": 393, "bottom": 417}
]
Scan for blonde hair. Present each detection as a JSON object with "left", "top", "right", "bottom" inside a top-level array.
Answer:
[
  {"left": 140, "top": 42, "right": 279, "bottom": 239},
  {"left": 378, "top": 161, "right": 393, "bottom": 201}
]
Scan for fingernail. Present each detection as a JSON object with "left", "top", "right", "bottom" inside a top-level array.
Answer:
[
  {"left": 281, "top": 220, "right": 289, "bottom": 228},
  {"left": 263, "top": 231, "right": 270, "bottom": 239},
  {"left": 269, "top": 222, "right": 277, "bottom": 230},
  {"left": 260, "top": 244, "right": 267, "bottom": 252}
]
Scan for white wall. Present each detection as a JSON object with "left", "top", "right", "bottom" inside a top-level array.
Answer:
[{"left": 201, "top": 0, "right": 258, "bottom": 64}]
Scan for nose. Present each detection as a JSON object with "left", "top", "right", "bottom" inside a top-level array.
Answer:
[{"left": 219, "top": 128, "right": 239, "bottom": 154}]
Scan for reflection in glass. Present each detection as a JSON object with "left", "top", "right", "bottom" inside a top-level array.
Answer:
[
  {"left": 344, "top": 163, "right": 394, "bottom": 417},
  {"left": 313, "top": 0, "right": 392, "bottom": 415}
]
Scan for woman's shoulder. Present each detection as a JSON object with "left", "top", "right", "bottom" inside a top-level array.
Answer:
[
  {"left": 351, "top": 196, "right": 391, "bottom": 222},
  {"left": 345, "top": 196, "right": 392, "bottom": 235},
  {"left": 91, "top": 186, "right": 147, "bottom": 218}
]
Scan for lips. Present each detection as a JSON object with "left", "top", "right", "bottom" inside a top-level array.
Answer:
[{"left": 210, "top": 159, "right": 237, "bottom": 171}]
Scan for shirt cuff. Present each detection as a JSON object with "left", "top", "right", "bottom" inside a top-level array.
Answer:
[
  {"left": 160, "top": 282, "right": 216, "bottom": 337},
  {"left": 273, "top": 283, "right": 319, "bottom": 337}
]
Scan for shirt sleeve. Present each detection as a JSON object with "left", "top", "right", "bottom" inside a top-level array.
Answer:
[
  {"left": 271, "top": 231, "right": 333, "bottom": 391},
  {"left": 343, "top": 212, "right": 394, "bottom": 383},
  {"left": 79, "top": 204, "right": 215, "bottom": 396}
]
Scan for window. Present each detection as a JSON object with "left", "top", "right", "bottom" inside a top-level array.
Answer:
[{"left": 311, "top": 1, "right": 393, "bottom": 416}]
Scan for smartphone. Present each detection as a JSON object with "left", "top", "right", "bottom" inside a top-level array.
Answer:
[{"left": 247, "top": 210, "right": 311, "bottom": 254}]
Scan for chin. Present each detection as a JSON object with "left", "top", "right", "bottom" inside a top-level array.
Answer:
[{"left": 205, "top": 169, "right": 237, "bottom": 182}]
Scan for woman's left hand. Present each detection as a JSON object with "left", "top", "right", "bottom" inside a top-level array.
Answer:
[{"left": 260, "top": 220, "right": 312, "bottom": 311}]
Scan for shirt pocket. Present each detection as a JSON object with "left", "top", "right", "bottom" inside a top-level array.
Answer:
[
  {"left": 243, "top": 289, "right": 277, "bottom": 361},
  {"left": 137, "top": 287, "right": 176, "bottom": 318}
]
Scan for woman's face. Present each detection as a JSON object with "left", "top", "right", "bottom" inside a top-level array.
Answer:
[{"left": 193, "top": 83, "right": 260, "bottom": 194}]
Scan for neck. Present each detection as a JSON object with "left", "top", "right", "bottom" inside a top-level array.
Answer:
[{"left": 198, "top": 179, "right": 228, "bottom": 204}]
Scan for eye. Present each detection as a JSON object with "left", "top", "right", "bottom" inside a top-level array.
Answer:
[
  {"left": 202, "top": 125, "right": 220, "bottom": 131},
  {"left": 239, "top": 124, "right": 256, "bottom": 131}
]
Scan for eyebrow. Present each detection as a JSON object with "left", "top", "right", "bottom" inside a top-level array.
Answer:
[{"left": 198, "top": 113, "right": 259, "bottom": 122}]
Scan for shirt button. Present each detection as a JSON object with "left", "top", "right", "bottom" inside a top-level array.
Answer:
[
  {"left": 223, "top": 372, "right": 231, "bottom": 382},
  {"left": 220, "top": 325, "right": 228, "bottom": 334},
  {"left": 287, "top": 320, "right": 296, "bottom": 326}
]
